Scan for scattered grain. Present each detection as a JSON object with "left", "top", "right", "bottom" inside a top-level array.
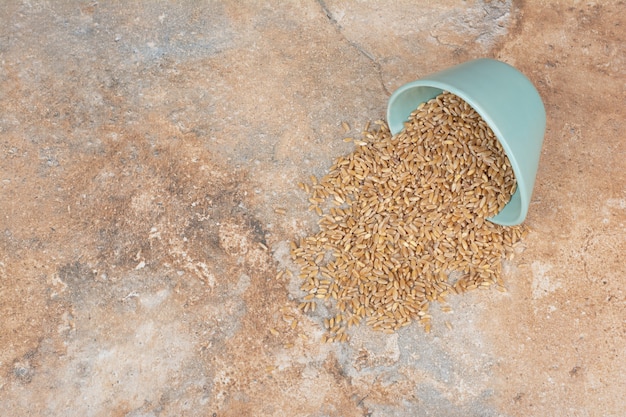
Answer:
[{"left": 290, "top": 91, "right": 526, "bottom": 341}]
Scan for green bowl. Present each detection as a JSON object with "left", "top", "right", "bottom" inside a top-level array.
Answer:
[{"left": 386, "top": 58, "right": 546, "bottom": 225}]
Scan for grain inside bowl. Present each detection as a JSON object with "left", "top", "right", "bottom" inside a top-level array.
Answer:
[{"left": 289, "top": 92, "right": 526, "bottom": 342}]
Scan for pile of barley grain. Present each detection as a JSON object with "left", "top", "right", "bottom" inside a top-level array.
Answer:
[{"left": 290, "top": 92, "right": 526, "bottom": 342}]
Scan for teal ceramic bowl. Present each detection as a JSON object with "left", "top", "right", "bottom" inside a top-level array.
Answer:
[{"left": 386, "top": 58, "right": 546, "bottom": 226}]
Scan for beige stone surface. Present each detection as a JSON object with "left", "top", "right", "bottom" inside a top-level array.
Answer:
[{"left": 0, "top": 1, "right": 624, "bottom": 416}]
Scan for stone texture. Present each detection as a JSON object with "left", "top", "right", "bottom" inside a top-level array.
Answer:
[{"left": 0, "top": 1, "right": 624, "bottom": 416}]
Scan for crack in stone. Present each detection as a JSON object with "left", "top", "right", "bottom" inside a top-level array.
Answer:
[{"left": 316, "top": 0, "right": 391, "bottom": 96}]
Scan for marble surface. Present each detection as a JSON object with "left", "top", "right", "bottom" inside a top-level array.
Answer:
[{"left": 0, "top": 1, "right": 624, "bottom": 416}]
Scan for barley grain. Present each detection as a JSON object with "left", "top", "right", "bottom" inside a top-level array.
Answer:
[{"left": 290, "top": 91, "right": 525, "bottom": 341}]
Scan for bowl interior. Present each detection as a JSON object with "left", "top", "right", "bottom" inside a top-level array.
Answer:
[{"left": 386, "top": 82, "right": 525, "bottom": 226}]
